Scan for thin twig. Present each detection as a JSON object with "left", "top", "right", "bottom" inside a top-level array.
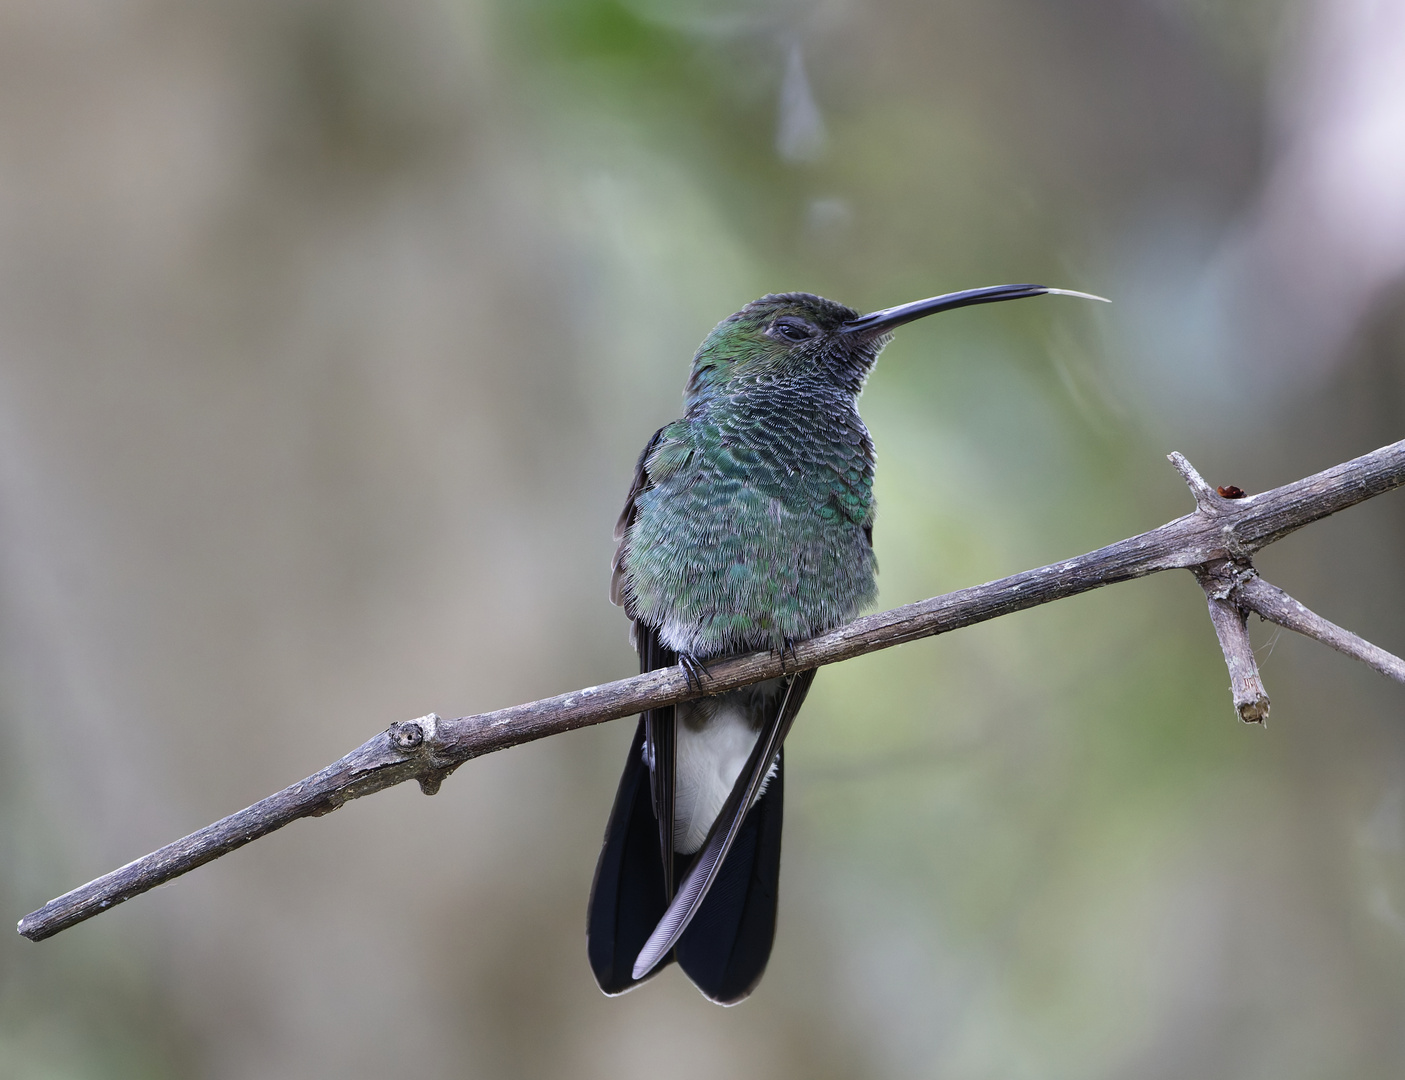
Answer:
[
  {"left": 1167, "top": 451, "right": 1221, "bottom": 513},
  {"left": 1193, "top": 561, "right": 1270, "bottom": 724},
  {"left": 17, "top": 437, "right": 1405, "bottom": 942},
  {"left": 1237, "top": 576, "right": 1405, "bottom": 684}
]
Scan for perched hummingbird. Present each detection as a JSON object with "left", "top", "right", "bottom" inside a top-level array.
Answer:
[{"left": 587, "top": 283, "right": 1104, "bottom": 1004}]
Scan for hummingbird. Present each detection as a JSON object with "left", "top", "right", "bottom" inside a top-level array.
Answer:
[{"left": 587, "top": 283, "right": 1105, "bottom": 1004}]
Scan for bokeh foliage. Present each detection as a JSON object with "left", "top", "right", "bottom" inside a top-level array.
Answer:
[{"left": 3, "top": 0, "right": 1404, "bottom": 1076}]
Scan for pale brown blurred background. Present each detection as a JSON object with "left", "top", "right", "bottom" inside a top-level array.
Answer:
[{"left": 3, "top": 0, "right": 1405, "bottom": 1077}]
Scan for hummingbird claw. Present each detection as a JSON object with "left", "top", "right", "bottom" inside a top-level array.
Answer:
[
  {"left": 776, "top": 637, "right": 800, "bottom": 672},
  {"left": 679, "top": 653, "right": 709, "bottom": 695}
]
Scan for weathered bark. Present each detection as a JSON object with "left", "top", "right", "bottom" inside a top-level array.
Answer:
[{"left": 18, "top": 438, "right": 1405, "bottom": 942}]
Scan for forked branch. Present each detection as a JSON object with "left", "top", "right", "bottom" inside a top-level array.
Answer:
[{"left": 18, "top": 438, "right": 1405, "bottom": 942}]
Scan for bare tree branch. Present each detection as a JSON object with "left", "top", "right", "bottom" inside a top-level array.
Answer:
[
  {"left": 1192, "top": 560, "right": 1271, "bottom": 724},
  {"left": 1237, "top": 575, "right": 1405, "bottom": 684},
  {"left": 18, "top": 438, "right": 1405, "bottom": 942}
]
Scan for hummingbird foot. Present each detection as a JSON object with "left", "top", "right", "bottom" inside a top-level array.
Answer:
[
  {"left": 776, "top": 636, "right": 800, "bottom": 672},
  {"left": 679, "top": 652, "right": 710, "bottom": 695}
]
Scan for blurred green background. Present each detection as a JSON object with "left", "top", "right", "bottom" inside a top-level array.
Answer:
[{"left": 3, "top": 0, "right": 1405, "bottom": 1076}]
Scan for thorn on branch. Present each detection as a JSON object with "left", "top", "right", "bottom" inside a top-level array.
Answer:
[
  {"left": 1168, "top": 452, "right": 1254, "bottom": 516},
  {"left": 1168, "top": 452, "right": 1220, "bottom": 513},
  {"left": 418, "top": 769, "right": 452, "bottom": 796},
  {"left": 1192, "top": 560, "right": 1270, "bottom": 724}
]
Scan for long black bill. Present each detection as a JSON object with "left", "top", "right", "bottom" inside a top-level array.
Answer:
[{"left": 839, "top": 283, "right": 1108, "bottom": 336}]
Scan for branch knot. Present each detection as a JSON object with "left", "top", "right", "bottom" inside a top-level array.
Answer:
[
  {"left": 1193, "top": 559, "right": 1257, "bottom": 602},
  {"left": 389, "top": 718, "right": 427, "bottom": 750}
]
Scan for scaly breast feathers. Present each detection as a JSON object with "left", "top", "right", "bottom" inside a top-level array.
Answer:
[{"left": 621, "top": 401, "right": 878, "bottom": 657}]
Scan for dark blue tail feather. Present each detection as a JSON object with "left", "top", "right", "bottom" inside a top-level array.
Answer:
[
  {"left": 586, "top": 718, "right": 673, "bottom": 994},
  {"left": 588, "top": 722, "right": 786, "bottom": 1002},
  {"left": 675, "top": 752, "right": 784, "bottom": 1004}
]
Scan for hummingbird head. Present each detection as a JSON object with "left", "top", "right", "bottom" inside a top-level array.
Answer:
[
  {"left": 685, "top": 293, "right": 865, "bottom": 404},
  {"left": 684, "top": 284, "right": 1107, "bottom": 407}
]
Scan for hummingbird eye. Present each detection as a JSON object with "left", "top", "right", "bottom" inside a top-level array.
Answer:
[{"left": 770, "top": 317, "right": 816, "bottom": 342}]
